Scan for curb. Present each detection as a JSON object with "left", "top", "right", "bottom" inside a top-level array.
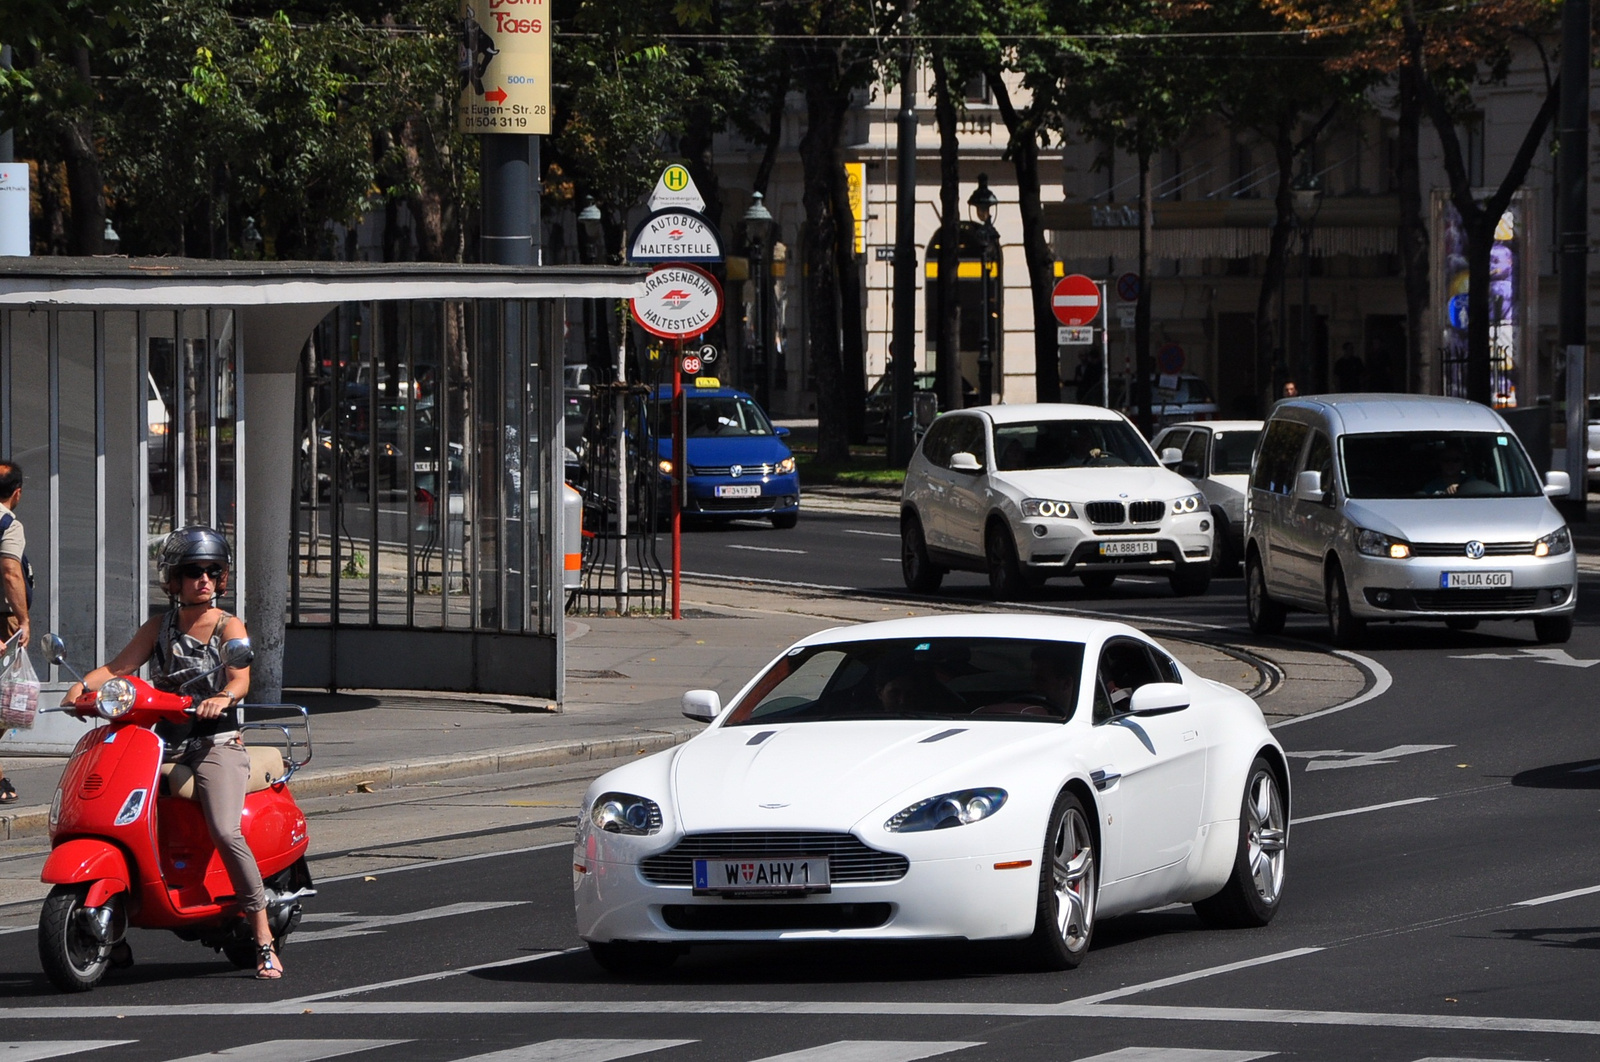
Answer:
[{"left": 0, "top": 725, "right": 701, "bottom": 842}]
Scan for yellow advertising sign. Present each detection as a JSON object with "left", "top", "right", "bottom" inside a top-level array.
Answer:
[
  {"left": 845, "top": 162, "right": 865, "bottom": 255},
  {"left": 458, "top": 1, "right": 552, "bottom": 135}
]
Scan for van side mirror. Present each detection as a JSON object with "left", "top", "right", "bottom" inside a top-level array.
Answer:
[
  {"left": 1544, "top": 470, "right": 1571, "bottom": 497},
  {"left": 1127, "top": 682, "right": 1191, "bottom": 716},
  {"left": 1159, "top": 447, "right": 1183, "bottom": 467},
  {"left": 682, "top": 689, "right": 721, "bottom": 722},
  {"left": 774, "top": 426, "right": 791, "bottom": 438},
  {"left": 1294, "top": 469, "right": 1326, "bottom": 504},
  {"left": 949, "top": 451, "right": 982, "bottom": 472}
]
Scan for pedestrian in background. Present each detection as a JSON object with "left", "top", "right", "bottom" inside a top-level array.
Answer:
[
  {"left": 1282, "top": 380, "right": 1300, "bottom": 399},
  {"left": 0, "top": 459, "right": 31, "bottom": 805}
]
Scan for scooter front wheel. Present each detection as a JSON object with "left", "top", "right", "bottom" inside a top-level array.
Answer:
[{"left": 38, "top": 884, "right": 112, "bottom": 992}]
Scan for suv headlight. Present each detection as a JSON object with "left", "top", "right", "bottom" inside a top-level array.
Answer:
[
  {"left": 590, "top": 792, "right": 662, "bottom": 835},
  {"left": 1535, "top": 527, "right": 1572, "bottom": 557},
  {"left": 885, "top": 787, "right": 1007, "bottom": 832},
  {"left": 776, "top": 455, "right": 796, "bottom": 475},
  {"left": 1356, "top": 528, "right": 1411, "bottom": 559},
  {"left": 96, "top": 678, "right": 137, "bottom": 720},
  {"left": 1021, "top": 498, "right": 1074, "bottom": 518},
  {"left": 1171, "top": 493, "right": 1204, "bottom": 515}
]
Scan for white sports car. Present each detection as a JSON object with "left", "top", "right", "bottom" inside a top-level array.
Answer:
[{"left": 573, "top": 615, "right": 1289, "bottom": 974}]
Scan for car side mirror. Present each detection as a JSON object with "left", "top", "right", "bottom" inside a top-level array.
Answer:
[
  {"left": 1159, "top": 447, "right": 1183, "bottom": 467},
  {"left": 1127, "top": 681, "right": 1191, "bottom": 716},
  {"left": 774, "top": 426, "right": 791, "bottom": 438},
  {"left": 220, "top": 638, "right": 254, "bottom": 670},
  {"left": 682, "top": 689, "right": 721, "bottom": 722},
  {"left": 1294, "top": 469, "right": 1325, "bottom": 503},
  {"left": 950, "top": 451, "right": 982, "bottom": 472},
  {"left": 1544, "top": 470, "right": 1571, "bottom": 496}
]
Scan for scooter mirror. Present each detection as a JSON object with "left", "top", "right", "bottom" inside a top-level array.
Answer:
[
  {"left": 220, "top": 638, "right": 254, "bottom": 669},
  {"left": 41, "top": 633, "right": 67, "bottom": 665}
]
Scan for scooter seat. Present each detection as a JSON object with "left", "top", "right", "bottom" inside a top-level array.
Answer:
[{"left": 160, "top": 746, "right": 286, "bottom": 799}]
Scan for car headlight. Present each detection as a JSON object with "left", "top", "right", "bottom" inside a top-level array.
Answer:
[
  {"left": 96, "top": 678, "right": 137, "bottom": 720},
  {"left": 1356, "top": 528, "right": 1411, "bottom": 559},
  {"left": 590, "top": 792, "right": 662, "bottom": 835},
  {"left": 658, "top": 459, "right": 674, "bottom": 476},
  {"left": 1535, "top": 527, "right": 1572, "bottom": 557},
  {"left": 885, "top": 787, "right": 1007, "bottom": 832},
  {"left": 1171, "top": 493, "right": 1204, "bottom": 515},
  {"left": 1021, "top": 498, "right": 1074, "bottom": 518},
  {"left": 776, "top": 455, "right": 796, "bottom": 475}
]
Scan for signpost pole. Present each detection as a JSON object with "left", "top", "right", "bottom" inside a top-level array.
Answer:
[
  {"left": 1099, "top": 280, "right": 1110, "bottom": 409},
  {"left": 671, "top": 340, "right": 683, "bottom": 620}
]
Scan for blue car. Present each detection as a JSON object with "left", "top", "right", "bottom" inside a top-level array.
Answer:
[{"left": 654, "top": 383, "right": 800, "bottom": 528}]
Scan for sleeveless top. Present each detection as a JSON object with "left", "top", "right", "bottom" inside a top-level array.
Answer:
[{"left": 151, "top": 608, "right": 241, "bottom": 750}]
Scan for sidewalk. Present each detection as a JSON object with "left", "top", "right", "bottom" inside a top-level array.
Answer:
[{"left": 0, "top": 579, "right": 1367, "bottom": 841}]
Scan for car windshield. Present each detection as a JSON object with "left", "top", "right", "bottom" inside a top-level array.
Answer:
[
  {"left": 725, "top": 637, "right": 1085, "bottom": 725},
  {"left": 1341, "top": 431, "right": 1543, "bottom": 499},
  {"left": 655, "top": 395, "right": 774, "bottom": 438},
  {"left": 1212, "top": 430, "right": 1261, "bottom": 475},
  {"left": 992, "top": 419, "right": 1157, "bottom": 470}
]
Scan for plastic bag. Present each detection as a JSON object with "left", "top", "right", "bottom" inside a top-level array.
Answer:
[{"left": 0, "top": 634, "right": 40, "bottom": 730}]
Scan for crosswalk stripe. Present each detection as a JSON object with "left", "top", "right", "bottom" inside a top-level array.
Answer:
[
  {"left": 1412, "top": 1058, "right": 1544, "bottom": 1061},
  {"left": 748, "top": 1042, "right": 982, "bottom": 1062},
  {"left": 1, "top": 1044, "right": 134, "bottom": 1062},
  {"left": 161, "top": 1040, "right": 409, "bottom": 1062},
  {"left": 450, "top": 1040, "right": 696, "bottom": 1062},
  {"left": 1071, "top": 1050, "right": 1274, "bottom": 1062}
]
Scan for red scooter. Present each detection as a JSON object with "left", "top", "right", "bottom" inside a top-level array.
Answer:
[{"left": 35, "top": 633, "right": 315, "bottom": 991}]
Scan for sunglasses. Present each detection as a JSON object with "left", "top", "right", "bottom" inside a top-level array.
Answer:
[{"left": 178, "top": 564, "right": 225, "bottom": 581}]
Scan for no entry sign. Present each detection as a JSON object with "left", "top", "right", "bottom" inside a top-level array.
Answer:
[
  {"left": 1052, "top": 275, "right": 1102, "bottom": 327},
  {"left": 631, "top": 264, "right": 724, "bottom": 339}
]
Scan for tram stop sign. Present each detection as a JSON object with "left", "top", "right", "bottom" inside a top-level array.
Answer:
[{"left": 1052, "top": 274, "right": 1102, "bottom": 327}]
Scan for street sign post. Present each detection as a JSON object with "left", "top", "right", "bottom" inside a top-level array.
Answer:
[
  {"left": 457, "top": 1, "right": 552, "bottom": 134},
  {"left": 630, "top": 264, "right": 725, "bottom": 340},
  {"left": 1116, "top": 272, "right": 1141, "bottom": 303},
  {"left": 1058, "top": 326, "right": 1094, "bottom": 345},
  {"left": 1052, "top": 274, "right": 1102, "bottom": 327},
  {"left": 629, "top": 208, "right": 725, "bottom": 264},
  {"left": 648, "top": 164, "right": 706, "bottom": 212}
]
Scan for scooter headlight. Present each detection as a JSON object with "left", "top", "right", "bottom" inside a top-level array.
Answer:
[{"left": 96, "top": 678, "right": 137, "bottom": 720}]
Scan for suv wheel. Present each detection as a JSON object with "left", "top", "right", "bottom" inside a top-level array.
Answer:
[
  {"left": 901, "top": 512, "right": 945, "bottom": 592},
  {"left": 986, "top": 521, "right": 1031, "bottom": 600},
  {"left": 1246, "top": 552, "right": 1287, "bottom": 635},
  {"left": 1325, "top": 561, "right": 1366, "bottom": 648}
]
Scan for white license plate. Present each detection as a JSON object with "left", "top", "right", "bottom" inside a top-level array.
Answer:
[
  {"left": 413, "top": 461, "right": 437, "bottom": 472},
  {"left": 1442, "top": 570, "right": 1512, "bottom": 589},
  {"left": 1099, "top": 540, "right": 1157, "bottom": 556},
  {"left": 715, "top": 484, "right": 762, "bottom": 498},
  {"left": 693, "top": 856, "right": 831, "bottom": 894}
]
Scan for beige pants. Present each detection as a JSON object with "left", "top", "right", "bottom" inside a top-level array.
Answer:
[{"left": 172, "top": 741, "right": 267, "bottom": 913}]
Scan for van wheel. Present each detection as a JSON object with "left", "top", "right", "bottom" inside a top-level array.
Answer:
[
  {"left": 1245, "top": 553, "right": 1286, "bottom": 635},
  {"left": 1326, "top": 563, "right": 1365, "bottom": 648},
  {"left": 1210, "top": 510, "right": 1238, "bottom": 575},
  {"left": 1534, "top": 616, "right": 1573, "bottom": 644}
]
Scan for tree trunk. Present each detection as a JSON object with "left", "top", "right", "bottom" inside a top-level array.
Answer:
[
  {"left": 830, "top": 158, "right": 868, "bottom": 442},
  {"left": 59, "top": 50, "right": 104, "bottom": 256},
  {"left": 932, "top": 51, "right": 963, "bottom": 413},
  {"left": 1255, "top": 120, "right": 1295, "bottom": 413},
  {"left": 398, "top": 118, "right": 449, "bottom": 262},
  {"left": 1133, "top": 147, "right": 1154, "bottom": 436},
  {"left": 753, "top": 92, "right": 787, "bottom": 196},
  {"left": 799, "top": 80, "right": 851, "bottom": 465},
  {"left": 991, "top": 74, "right": 1058, "bottom": 404},
  {"left": 1396, "top": 60, "right": 1429, "bottom": 394}
]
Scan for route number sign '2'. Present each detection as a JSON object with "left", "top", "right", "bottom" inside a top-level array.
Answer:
[
  {"left": 457, "top": 1, "right": 552, "bottom": 134},
  {"left": 1052, "top": 274, "right": 1102, "bottom": 327},
  {"left": 631, "top": 264, "right": 725, "bottom": 340}
]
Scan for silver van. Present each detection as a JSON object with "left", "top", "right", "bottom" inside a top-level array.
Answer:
[{"left": 1244, "top": 395, "right": 1577, "bottom": 646}]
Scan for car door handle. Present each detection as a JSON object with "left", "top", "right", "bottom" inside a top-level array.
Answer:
[{"left": 1090, "top": 767, "right": 1121, "bottom": 791}]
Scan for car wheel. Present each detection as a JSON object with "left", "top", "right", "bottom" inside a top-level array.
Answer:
[
  {"left": 588, "top": 940, "right": 684, "bottom": 978},
  {"left": 1079, "top": 572, "right": 1116, "bottom": 592},
  {"left": 1534, "top": 615, "right": 1574, "bottom": 644},
  {"left": 1246, "top": 552, "right": 1286, "bottom": 635},
  {"left": 1023, "top": 790, "right": 1097, "bottom": 970},
  {"left": 770, "top": 511, "right": 798, "bottom": 530},
  {"left": 1194, "top": 756, "right": 1287, "bottom": 928},
  {"left": 985, "top": 521, "right": 1031, "bottom": 600},
  {"left": 1170, "top": 562, "right": 1211, "bottom": 597},
  {"left": 1444, "top": 617, "right": 1479, "bottom": 632},
  {"left": 901, "top": 513, "right": 945, "bottom": 592},
  {"left": 1325, "top": 562, "right": 1365, "bottom": 648},
  {"left": 1210, "top": 510, "right": 1240, "bottom": 575}
]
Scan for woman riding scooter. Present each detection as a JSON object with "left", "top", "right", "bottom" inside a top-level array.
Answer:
[{"left": 64, "top": 526, "right": 282, "bottom": 980}]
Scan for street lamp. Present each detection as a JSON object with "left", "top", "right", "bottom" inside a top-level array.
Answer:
[
  {"left": 742, "top": 192, "right": 775, "bottom": 405},
  {"left": 968, "top": 173, "right": 1000, "bottom": 403},
  {"left": 1291, "top": 164, "right": 1324, "bottom": 393},
  {"left": 577, "top": 196, "right": 606, "bottom": 374}
]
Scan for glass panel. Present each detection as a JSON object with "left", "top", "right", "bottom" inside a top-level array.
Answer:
[
  {"left": 181, "top": 309, "right": 211, "bottom": 527},
  {"left": 104, "top": 312, "right": 141, "bottom": 649},
  {"left": 214, "top": 311, "right": 239, "bottom": 551},
  {"left": 7, "top": 312, "right": 51, "bottom": 668},
  {"left": 57, "top": 312, "right": 97, "bottom": 664},
  {"left": 146, "top": 312, "right": 177, "bottom": 615},
  {"left": 474, "top": 301, "right": 502, "bottom": 630},
  {"left": 409, "top": 302, "right": 444, "bottom": 628}
]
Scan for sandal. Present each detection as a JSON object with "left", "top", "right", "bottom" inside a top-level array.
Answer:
[
  {"left": 0, "top": 778, "right": 17, "bottom": 805},
  {"left": 254, "top": 942, "right": 283, "bottom": 980}
]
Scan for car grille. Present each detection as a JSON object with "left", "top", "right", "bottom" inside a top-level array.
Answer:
[
  {"left": 1085, "top": 501, "right": 1125, "bottom": 524},
  {"left": 691, "top": 464, "right": 776, "bottom": 478},
  {"left": 1410, "top": 589, "right": 1542, "bottom": 611},
  {"left": 661, "top": 903, "right": 892, "bottom": 932},
  {"left": 640, "top": 832, "right": 910, "bottom": 886},
  {"left": 1128, "top": 500, "right": 1165, "bottom": 523},
  {"left": 1410, "top": 541, "right": 1535, "bottom": 557}
]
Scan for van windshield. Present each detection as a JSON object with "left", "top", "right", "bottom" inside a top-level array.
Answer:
[{"left": 1340, "top": 432, "right": 1543, "bottom": 499}]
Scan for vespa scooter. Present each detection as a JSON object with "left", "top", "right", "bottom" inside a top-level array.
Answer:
[{"left": 35, "top": 633, "right": 315, "bottom": 991}]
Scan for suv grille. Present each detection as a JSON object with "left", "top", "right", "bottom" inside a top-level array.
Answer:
[
  {"left": 1411, "top": 541, "right": 1535, "bottom": 557},
  {"left": 640, "top": 832, "right": 909, "bottom": 886},
  {"left": 1128, "top": 500, "right": 1165, "bottom": 523},
  {"left": 1085, "top": 501, "right": 1125, "bottom": 524}
]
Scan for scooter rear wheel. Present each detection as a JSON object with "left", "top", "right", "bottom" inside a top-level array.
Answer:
[{"left": 38, "top": 884, "right": 111, "bottom": 992}]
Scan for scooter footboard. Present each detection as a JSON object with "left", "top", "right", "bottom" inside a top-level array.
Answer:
[{"left": 237, "top": 704, "right": 312, "bottom": 784}]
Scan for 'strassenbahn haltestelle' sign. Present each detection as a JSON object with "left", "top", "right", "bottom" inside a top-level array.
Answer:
[
  {"left": 631, "top": 265, "right": 724, "bottom": 340},
  {"left": 458, "top": 0, "right": 552, "bottom": 135}
]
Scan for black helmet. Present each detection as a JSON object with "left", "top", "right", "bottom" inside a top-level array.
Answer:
[{"left": 160, "top": 526, "right": 231, "bottom": 584}]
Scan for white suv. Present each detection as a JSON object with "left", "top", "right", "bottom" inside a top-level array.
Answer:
[{"left": 901, "top": 404, "right": 1215, "bottom": 598}]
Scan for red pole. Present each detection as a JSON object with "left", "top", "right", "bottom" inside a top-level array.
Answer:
[{"left": 671, "top": 338, "right": 683, "bottom": 619}]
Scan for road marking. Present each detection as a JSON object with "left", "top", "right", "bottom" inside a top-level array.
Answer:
[
  {"left": 1068, "top": 948, "right": 1322, "bottom": 1005},
  {"left": 842, "top": 529, "right": 898, "bottom": 538},
  {"left": 1288, "top": 744, "right": 1454, "bottom": 771},
  {"left": 291, "top": 901, "right": 529, "bottom": 942},
  {"left": 1411, "top": 1058, "right": 1546, "bottom": 1061},
  {"left": 726, "top": 544, "right": 807, "bottom": 555},
  {"left": 1271, "top": 649, "right": 1392, "bottom": 729},
  {"left": 0, "top": 925, "right": 32, "bottom": 936},
  {"left": 1072, "top": 1051, "right": 1273, "bottom": 1062},
  {"left": 281, "top": 950, "right": 577, "bottom": 1005},
  {"left": 1292, "top": 797, "right": 1436, "bottom": 824},
  {"left": 1513, "top": 883, "right": 1600, "bottom": 907},
  {"left": 0, "top": 1044, "right": 133, "bottom": 1062},
  {"left": 452, "top": 1040, "right": 696, "bottom": 1062},
  {"left": 1448, "top": 647, "right": 1600, "bottom": 667},
  {"left": 162, "top": 1041, "right": 409, "bottom": 1062},
  {"left": 315, "top": 840, "right": 570, "bottom": 883},
  {"left": 749, "top": 1043, "right": 982, "bottom": 1062}
]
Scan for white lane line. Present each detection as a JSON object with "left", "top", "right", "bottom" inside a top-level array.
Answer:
[
  {"left": 451, "top": 1040, "right": 697, "bottom": 1062},
  {"left": 316, "top": 840, "right": 569, "bottom": 883},
  {"left": 1066, "top": 947, "right": 1323, "bottom": 1005},
  {"left": 683, "top": 571, "right": 857, "bottom": 592},
  {"left": 843, "top": 529, "right": 899, "bottom": 538},
  {"left": 749, "top": 1043, "right": 982, "bottom": 1062},
  {"left": 1513, "top": 883, "right": 1600, "bottom": 907},
  {"left": 1411, "top": 1057, "right": 1545, "bottom": 1062},
  {"left": 161, "top": 1041, "right": 409, "bottom": 1062},
  {"left": 0, "top": 925, "right": 33, "bottom": 936},
  {"left": 1272, "top": 649, "right": 1393, "bottom": 729},
  {"left": 1292, "top": 797, "right": 1436, "bottom": 824},
  {"left": 1082, "top": 1001, "right": 1600, "bottom": 1036},
  {"left": 1072, "top": 1050, "right": 1273, "bottom": 1062},
  {"left": 291, "top": 901, "right": 529, "bottom": 943},
  {"left": 280, "top": 949, "right": 578, "bottom": 1005},
  {"left": 726, "top": 544, "right": 807, "bottom": 555},
  {"left": 0, "top": 1044, "right": 134, "bottom": 1062}
]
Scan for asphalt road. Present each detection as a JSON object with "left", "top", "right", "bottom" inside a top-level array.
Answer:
[{"left": 4, "top": 517, "right": 1600, "bottom": 1060}]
